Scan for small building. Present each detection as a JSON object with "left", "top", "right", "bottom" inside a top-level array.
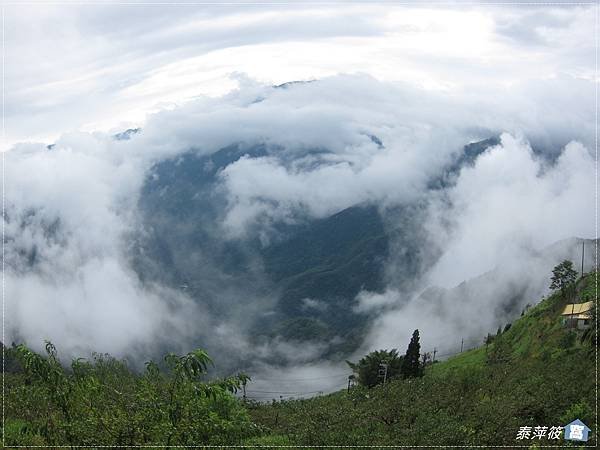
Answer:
[{"left": 561, "top": 301, "right": 593, "bottom": 329}]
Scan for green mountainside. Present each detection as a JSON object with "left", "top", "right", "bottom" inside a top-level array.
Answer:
[
  {"left": 133, "top": 143, "right": 393, "bottom": 364},
  {"left": 247, "top": 271, "right": 597, "bottom": 447},
  {"left": 130, "top": 138, "right": 500, "bottom": 365}
]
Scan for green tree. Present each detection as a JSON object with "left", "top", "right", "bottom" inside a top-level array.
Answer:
[
  {"left": 550, "top": 260, "right": 577, "bottom": 300},
  {"left": 486, "top": 334, "right": 511, "bottom": 364},
  {"left": 346, "top": 349, "right": 403, "bottom": 388},
  {"left": 13, "top": 341, "right": 77, "bottom": 445},
  {"left": 582, "top": 297, "right": 597, "bottom": 347},
  {"left": 401, "top": 329, "right": 423, "bottom": 378},
  {"left": 10, "top": 342, "right": 256, "bottom": 447}
]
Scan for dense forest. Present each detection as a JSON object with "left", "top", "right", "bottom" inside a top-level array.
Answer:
[{"left": 3, "top": 266, "right": 597, "bottom": 448}]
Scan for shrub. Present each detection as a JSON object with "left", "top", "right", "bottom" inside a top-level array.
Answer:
[{"left": 9, "top": 342, "right": 257, "bottom": 446}]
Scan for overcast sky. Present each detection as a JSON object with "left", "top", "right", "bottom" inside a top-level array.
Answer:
[
  {"left": 4, "top": 0, "right": 597, "bottom": 373},
  {"left": 4, "top": 1, "right": 596, "bottom": 148}
]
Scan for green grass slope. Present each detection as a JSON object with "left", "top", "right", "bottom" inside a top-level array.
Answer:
[{"left": 248, "top": 272, "right": 597, "bottom": 447}]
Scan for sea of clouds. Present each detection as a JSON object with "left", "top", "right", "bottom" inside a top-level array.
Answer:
[{"left": 5, "top": 74, "right": 595, "bottom": 393}]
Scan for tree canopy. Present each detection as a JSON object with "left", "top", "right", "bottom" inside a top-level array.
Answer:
[
  {"left": 6, "top": 342, "right": 255, "bottom": 447},
  {"left": 347, "top": 349, "right": 403, "bottom": 388},
  {"left": 550, "top": 260, "right": 577, "bottom": 299}
]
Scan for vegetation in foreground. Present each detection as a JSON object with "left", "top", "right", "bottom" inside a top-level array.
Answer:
[
  {"left": 2, "top": 265, "right": 597, "bottom": 448},
  {"left": 3, "top": 344, "right": 258, "bottom": 447}
]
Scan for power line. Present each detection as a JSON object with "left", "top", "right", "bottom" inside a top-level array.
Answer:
[
  {"left": 250, "top": 373, "right": 350, "bottom": 382},
  {"left": 244, "top": 341, "right": 481, "bottom": 400},
  {"left": 246, "top": 389, "right": 323, "bottom": 394},
  {"left": 244, "top": 384, "right": 348, "bottom": 399}
]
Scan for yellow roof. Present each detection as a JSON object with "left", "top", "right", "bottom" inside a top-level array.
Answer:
[{"left": 561, "top": 301, "right": 594, "bottom": 316}]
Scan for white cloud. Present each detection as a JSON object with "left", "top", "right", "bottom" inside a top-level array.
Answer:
[
  {"left": 426, "top": 133, "right": 595, "bottom": 288},
  {"left": 353, "top": 290, "right": 402, "bottom": 314},
  {"left": 5, "top": 136, "right": 204, "bottom": 358},
  {"left": 5, "top": 3, "right": 594, "bottom": 147},
  {"left": 357, "top": 133, "right": 595, "bottom": 359}
]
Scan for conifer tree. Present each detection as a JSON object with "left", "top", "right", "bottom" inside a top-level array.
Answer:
[{"left": 401, "top": 329, "right": 423, "bottom": 378}]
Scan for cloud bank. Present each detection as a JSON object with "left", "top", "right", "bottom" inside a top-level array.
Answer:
[
  {"left": 357, "top": 133, "right": 595, "bottom": 357},
  {"left": 5, "top": 3, "right": 594, "bottom": 147},
  {"left": 5, "top": 71, "right": 595, "bottom": 375}
]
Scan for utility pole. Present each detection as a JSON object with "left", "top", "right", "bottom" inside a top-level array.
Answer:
[
  {"left": 571, "top": 241, "right": 580, "bottom": 329},
  {"left": 460, "top": 338, "right": 464, "bottom": 353},
  {"left": 379, "top": 361, "right": 389, "bottom": 384},
  {"left": 347, "top": 375, "right": 355, "bottom": 393},
  {"left": 581, "top": 240, "right": 585, "bottom": 278}
]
